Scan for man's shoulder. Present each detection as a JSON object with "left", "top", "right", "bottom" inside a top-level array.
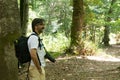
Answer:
[
  {"left": 28, "top": 33, "right": 38, "bottom": 40},
  {"left": 29, "top": 35, "right": 38, "bottom": 39},
  {"left": 30, "top": 32, "right": 38, "bottom": 37}
]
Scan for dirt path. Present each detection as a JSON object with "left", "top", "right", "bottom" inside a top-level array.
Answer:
[{"left": 46, "top": 45, "right": 120, "bottom": 80}]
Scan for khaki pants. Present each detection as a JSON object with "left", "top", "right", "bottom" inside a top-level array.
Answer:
[{"left": 29, "top": 65, "right": 45, "bottom": 80}]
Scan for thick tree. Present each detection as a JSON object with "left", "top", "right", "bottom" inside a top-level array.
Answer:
[
  {"left": 70, "top": 0, "right": 84, "bottom": 54},
  {"left": 0, "top": 0, "right": 21, "bottom": 80}
]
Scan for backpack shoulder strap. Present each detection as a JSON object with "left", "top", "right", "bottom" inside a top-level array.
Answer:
[
  {"left": 30, "top": 33, "right": 41, "bottom": 48},
  {"left": 29, "top": 33, "right": 41, "bottom": 66}
]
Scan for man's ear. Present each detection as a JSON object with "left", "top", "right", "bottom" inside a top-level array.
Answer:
[{"left": 35, "top": 25, "right": 38, "bottom": 30}]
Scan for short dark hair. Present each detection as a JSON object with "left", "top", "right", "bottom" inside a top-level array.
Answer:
[{"left": 32, "top": 18, "right": 45, "bottom": 32}]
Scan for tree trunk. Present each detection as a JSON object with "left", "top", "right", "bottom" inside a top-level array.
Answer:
[
  {"left": 103, "top": 0, "right": 116, "bottom": 46},
  {"left": 0, "top": 0, "right": 21, "bottom": 80},
  {"left": 70, "top": 0, "right": 84, "bottom": 54},
  {"left": 20, "top": 0, "right": 29, "bottom": 35},
  {"left": 90, "top": 26, "right": 96, "bottom": 43}
]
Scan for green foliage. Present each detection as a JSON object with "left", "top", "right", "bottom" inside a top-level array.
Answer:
[
  {"left": 43, "top": 33, "right": 70, "bottom": 54},
  {"left": 29, "top": 0, "right": 72, "bottom": 35},
  {"left": 110, "top": 19, "right": 120, "bottom": 33},
  {"left": 83, "top": 0, "right": 120, "bottom": 44},
  {"left": 27, "top": 0, "right": 120, "bottom": 55}
]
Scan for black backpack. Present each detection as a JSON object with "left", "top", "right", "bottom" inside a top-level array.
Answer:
[{"left": 14, "top": 35, "right": 31, "bottom": 64}]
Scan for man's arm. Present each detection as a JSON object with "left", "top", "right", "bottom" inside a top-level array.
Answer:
[
  {"left": 45, "top": 52, "right": 56, "bottom": 62},
  {"left": 30, "top": 48, "right": 42, "bottom": 73}
]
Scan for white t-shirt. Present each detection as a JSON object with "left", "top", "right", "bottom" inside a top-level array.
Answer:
[{"left": 27, "top": 33, "right": 46, "bottom": 67}]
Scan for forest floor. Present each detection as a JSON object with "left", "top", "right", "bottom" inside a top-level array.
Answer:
[
  {"left": 19, "top": 44, "right": 120, "bottom": 80},
  {"left": 45, "top": 44, "right": 120, "bottom": 80}
]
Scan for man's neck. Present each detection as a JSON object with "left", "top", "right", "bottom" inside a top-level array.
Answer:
[{"left": 34, "top": 31, "right": 39, "bottom": 35}]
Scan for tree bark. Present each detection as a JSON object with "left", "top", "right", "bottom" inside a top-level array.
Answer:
[
  {"left": 103, "top": 0, "right": 116, "bottom": 46},
  {"left": 70, "top": 0, "right": 84, "bottom": 54},
  {"left": 0, "top": 0, "right": 21, "bottom": 80}
]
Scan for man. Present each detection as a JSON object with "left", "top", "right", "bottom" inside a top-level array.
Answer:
[{"left": 28, "top": 18, "right": 55, "bottom": 80}]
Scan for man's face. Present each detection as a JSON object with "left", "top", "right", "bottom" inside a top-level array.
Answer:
[{"left": 36, "top": 23, "right": 45, "bottom": 34}]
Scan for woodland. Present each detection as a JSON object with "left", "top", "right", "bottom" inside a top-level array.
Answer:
[{"left": 0, "top": 0, "right": 120, "bottom": 80}]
